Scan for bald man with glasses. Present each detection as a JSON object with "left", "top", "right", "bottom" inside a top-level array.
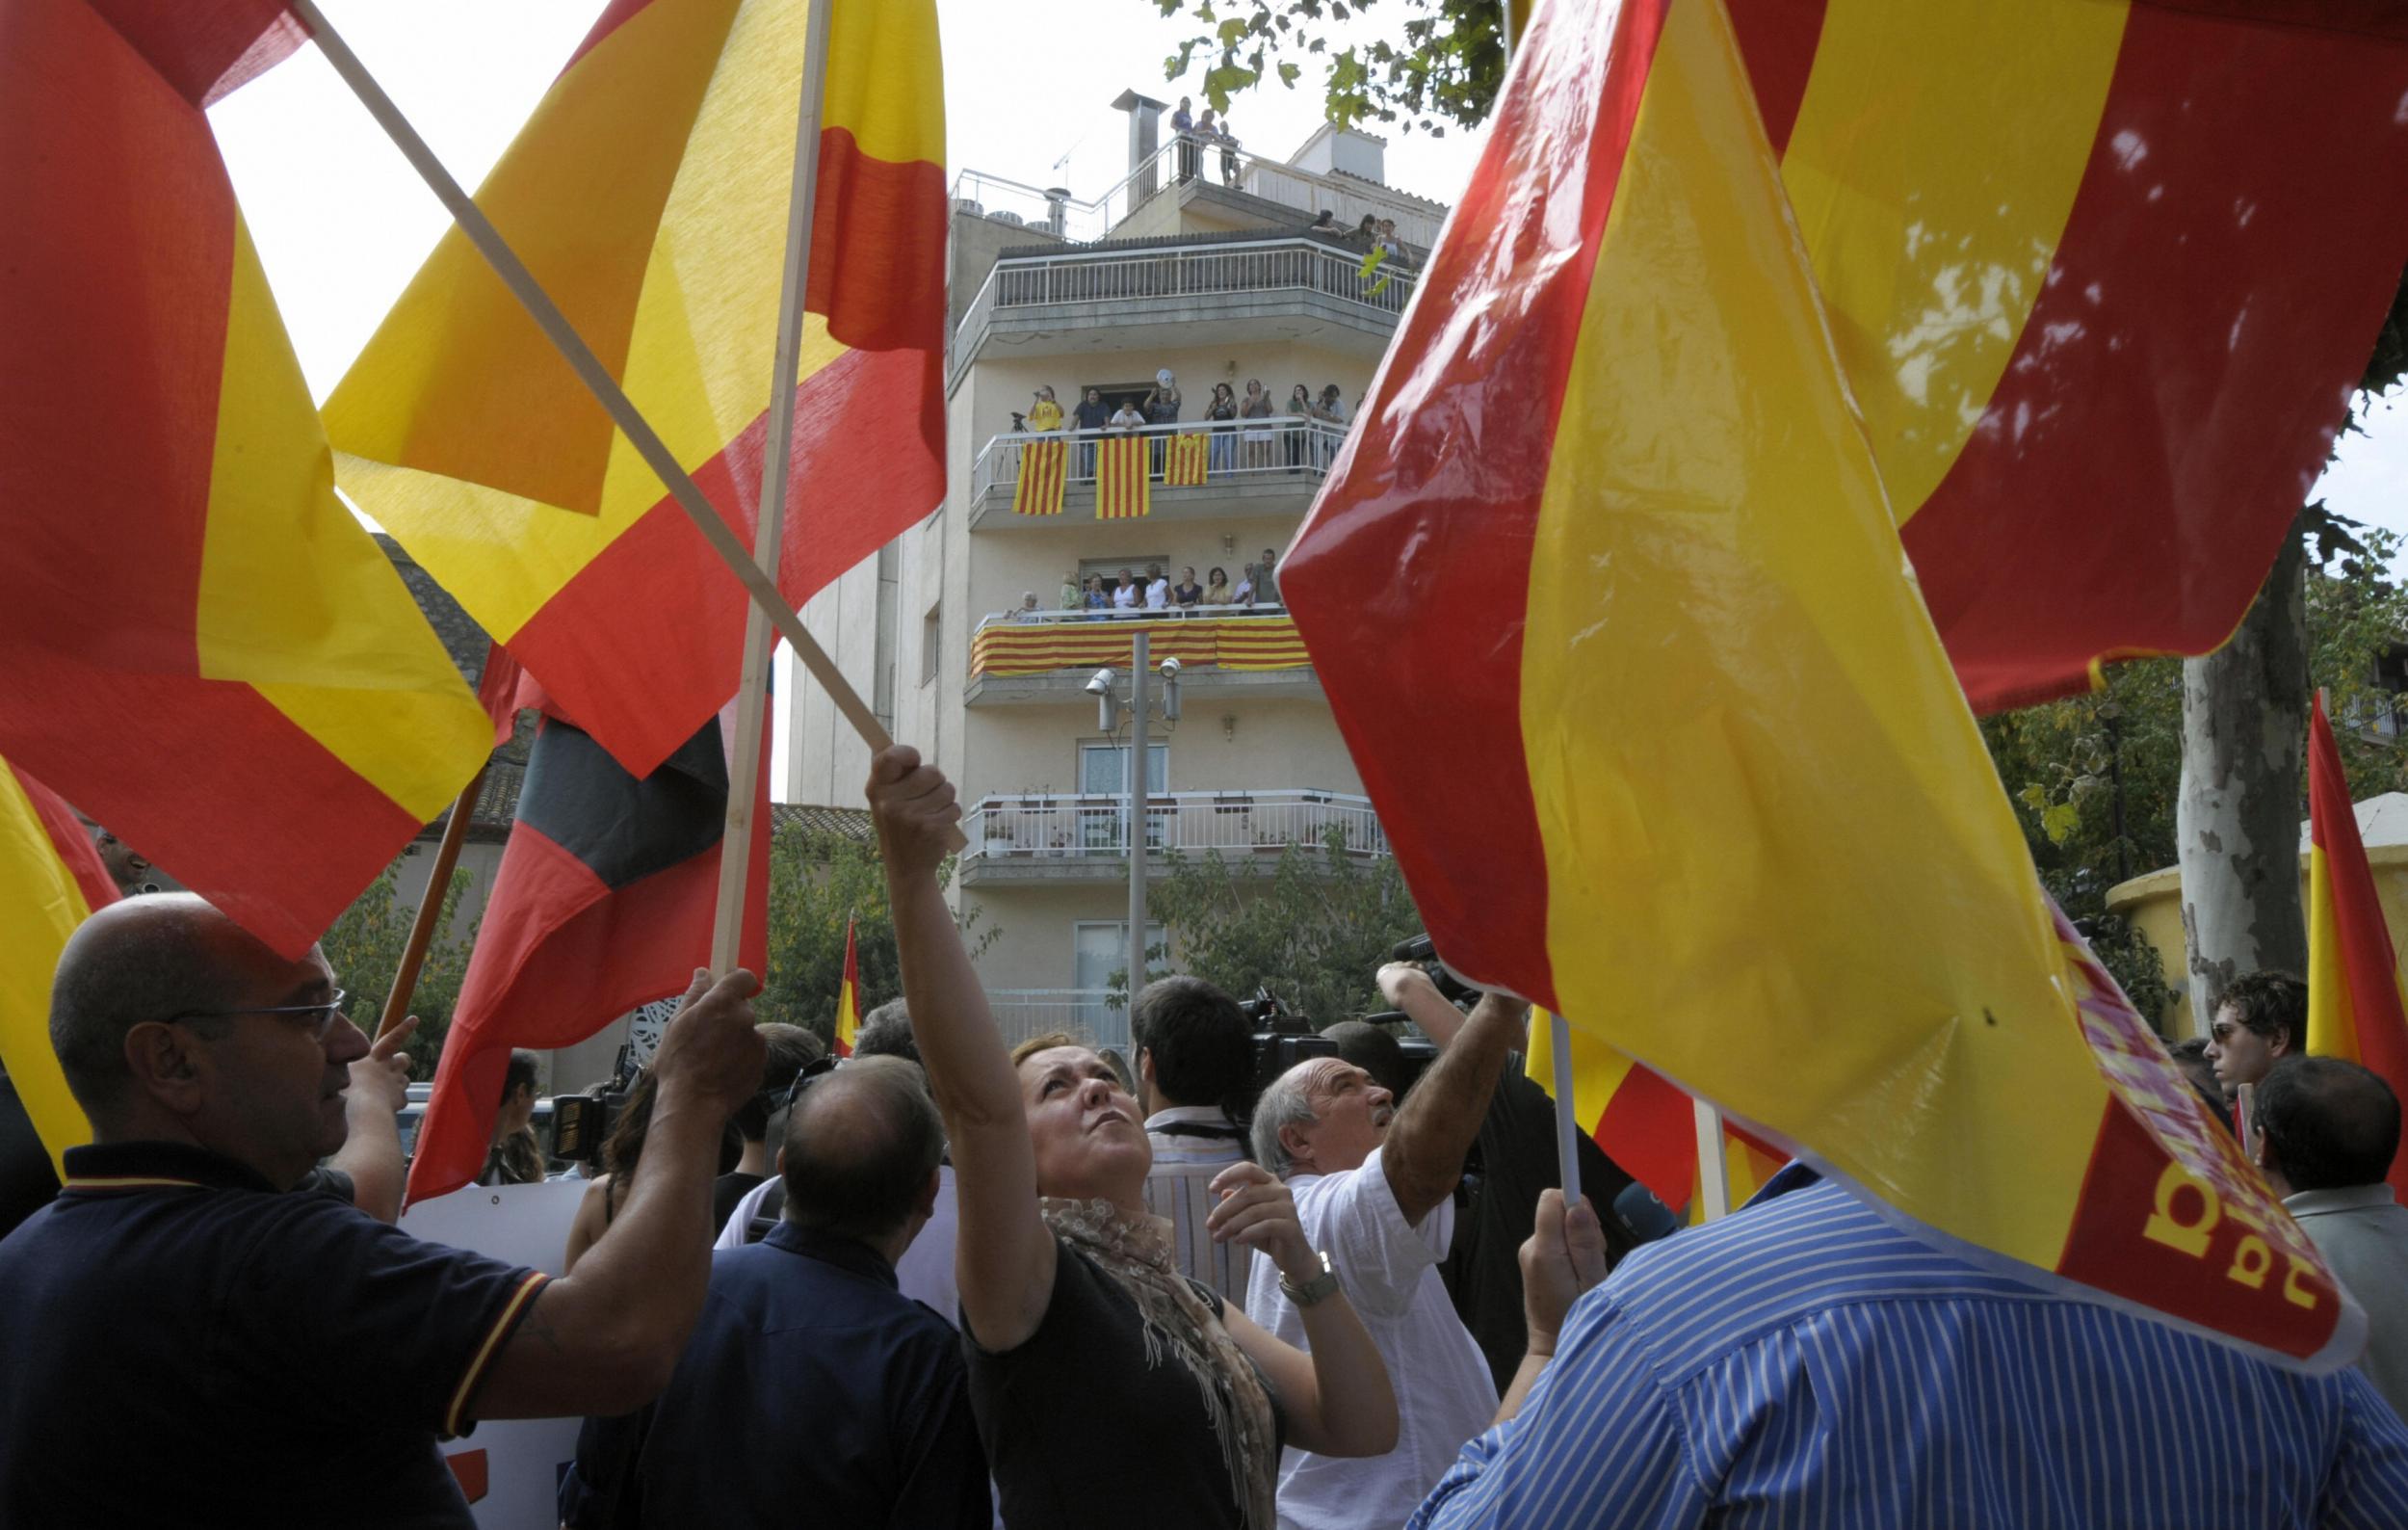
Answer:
[{"left": 0, "top": 893, "right": 766, "bottom": 1528}]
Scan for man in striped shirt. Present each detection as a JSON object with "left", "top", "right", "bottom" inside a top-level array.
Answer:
[
  {"left": 1412, "top": 1162, "right": 2408, "bottom": 1528},
  {"left": 1134, "top": 976, "right": 1260, "bottom": 1304}
]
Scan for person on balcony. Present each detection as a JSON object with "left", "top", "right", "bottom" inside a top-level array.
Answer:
[
  {"left": 1009, "top": 594, "right": 1042, "bottom": 623},
  {"left": 1145, "top": 565, "right": 1171, "bottom": 612},
  {"left": 1205, "top": 382, "right": 1239, "bottom": 473},
  {"left": 1173, "top": 567, "right": 1204, "bottom": 608},
  {"left": 1145, "top": 370, "right": 1183, "bottom": 474},
  {"left": 1028, "top": 385, "right": 1063, "bottom": 434},
  {"left": 1074, "top": 387, "right": 1111, "bottom": 478},
  {"left": 1109, "top": 399, "right": 1146, "bottom": 434},
  {"left": 1084, "top": 575, "right": 1112, "bottom": 614},
  {"left": 1312, "top": 386, "right": 1348, "bottom": 470},
  {"left": 864, "top": 748, "right": 1400, "bottom": 1530},
  {"left": 1171, "top": 96, "right": 1196, "bottom": 184},
  {"left": 1240, "top": 380, "right": 1275, "bottom": 469},
  {"left": 1285, "top": 384, "right": 1314, "bottom": 469},
  {"left": 1112, "top": 569, "right": 1142, "bottom": 613},
  {"left": 1233, "top": 565, "right": 1258, "bottom": 609},
  {"left": 1211, "top": 111, "right": 1241, "bottom": 186},
  {"left": 1257, "top": 547, "right": 1282, "bottom": 608},
  {"left": 1060, "top": 571, "right": 1082, "bottom": 612},
  {"left": 1203, "top": 567, "right": 1233, "bottom": 606}
]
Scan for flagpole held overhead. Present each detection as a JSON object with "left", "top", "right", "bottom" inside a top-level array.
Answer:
[{"left": 376, "top": 758, "right": 488, "bottom": 1042}]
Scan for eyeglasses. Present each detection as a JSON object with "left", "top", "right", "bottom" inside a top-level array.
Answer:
[
  {"left": 170, "top": 989, "right": 351, "bottom": 1043},
  {"left": 780, "top": 1053, "right": 844, "bottom": 1111}
]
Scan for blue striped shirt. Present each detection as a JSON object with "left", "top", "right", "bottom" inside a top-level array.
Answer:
[{"left": 1411, "top": 1167, "right": 2408, "bottom": 1528}]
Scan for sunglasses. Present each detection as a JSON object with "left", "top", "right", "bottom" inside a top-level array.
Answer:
[{"left": 779, "top": 1053, "right": 844, "bottom": 1111}]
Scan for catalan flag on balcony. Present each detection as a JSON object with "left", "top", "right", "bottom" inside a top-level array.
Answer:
[
  {"left": 1725, "top": 0, "right": 2408, "bottom": 711},
  {"left": 327, "top": 0, "right": 947, "bottom": 779},
  {"left": 1287, "top": 0, "right": 2363, "bottom": 1367},
  {"left": 2306, "top": 696, "right": 2408, "bottom": 1201},
  {"left": 0, "top": 756, "right": 118, "bottom": 1171},
  {"left": 1164, "top": 433, "right": 1210, "bottom": 488},
  {"left": 971, "top": 616, "right": 1308, "bottom": 679},
  {"left": 1012, "top": 438, "right": 1069, "bottom": 517},
  {"left": 0, "top": 0, "right": 491, "bottom": 960},
  {"left": 1095, "top": 435, "right": 1151, "bottom": 520}
]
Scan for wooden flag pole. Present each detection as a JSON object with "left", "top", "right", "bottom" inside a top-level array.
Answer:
[
  {"left": 1549, "top": 1011, "right": 1582, "bottom": 1202},
  {"left": 1692, "top": 1096, "right": 1733, "bottom": 1222},
  {"left": 710, "top": 0, "right": 836, "bottom": 971},
  {"left": 375, "top": 759, "right": 487, "bottom": 1042},
  {"left": 290, "top": 0, "right": 892, "bottom": 756}
]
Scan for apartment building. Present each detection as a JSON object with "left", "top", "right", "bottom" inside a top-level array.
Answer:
[{"left": 782, "top": 97, "right": 1448, "bottom": 1052}]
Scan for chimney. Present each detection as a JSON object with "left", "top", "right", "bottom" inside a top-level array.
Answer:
[{"left": 1112, "top": 88, "right": 1170, "bottom": 201}]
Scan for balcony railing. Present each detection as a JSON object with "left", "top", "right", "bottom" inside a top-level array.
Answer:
[
  {"left": 952, "top": 139, "right": 1446, "bottom": 250},
  {"left": 970, "top": 416, "right": 1351, "bottom": 512},
  {"left": 954, "top": 237, "right": 1418, "bottom": 374},
  {"left": 964, "top": 789, "right": 1386, "bottom": 864},
  {"left": 988, "top": 988, "right": 1128, "bottom": 1055},
  {"left": 969, "top": 609, "right": 1306, "bottom": 684}
]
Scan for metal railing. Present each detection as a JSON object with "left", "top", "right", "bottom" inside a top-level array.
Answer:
[
  {"left": 973, "top": 604, "right": 1291, "bottom": 635},
  {"left": 969, "top": 416, "right": 1351, "bottom": 507},
  {"left": 955, "top": 237, "right": 1417, "bottom": 373},
  {"left": 987, "top": 988, "right": 1128, "bottom": 1055},
  {"left": 964, "top": 789, "right": 1387, "bottom": 863},
  {"left": 951, "top": 139, "right": 1446, "bottom": 250}
]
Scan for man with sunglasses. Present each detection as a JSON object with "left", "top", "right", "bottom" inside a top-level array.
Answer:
[{"left": 0, "top": 893, "right": 766, "bottom": 1528}]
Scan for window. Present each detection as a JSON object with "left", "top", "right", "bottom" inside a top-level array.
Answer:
[
  {"left": 1074, "top": 920, "right": 1167, "bottom": 1051},
  {"left": 920, "top": 604, "right": 940, "bottom": 687},
  {"left": 1080, "top": 742, "right": 1167, "bottom": 795}
]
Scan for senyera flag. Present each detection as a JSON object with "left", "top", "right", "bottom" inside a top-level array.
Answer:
[
  {"left": 832, "top": 915, "right": 860, "bottom": 1057},
  {"left": 404, "top": 707, "right": 770, "bottom": 1206},
  {"left": 327, "top": 0, "right": 947, "bottom": 779},
  {"left": 1287, "top": 0, "right": 2363, "bottom": 1368},
  {"left": 2306, "top": 695, "right": 2408, "bottom": 1200},
  {"left": 0, "top": 0, "right": 491, "bottom": 958},
  {"left": 1723, "top": 0, "right": 2408, "bottom": 711},
  {"left": 0, "top": 757, "right": 118, "bottom": 1171}
]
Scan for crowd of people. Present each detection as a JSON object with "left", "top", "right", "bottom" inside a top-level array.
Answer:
[
  {"left": 1019, "top": 370, "right": 1360, "bottom": 478},
  {"left": 9, "top": 776, "right": 2408, "bottom": 1526},
  {"left": 1005, "top": 549, "right": 1286, "bottom": 624}
]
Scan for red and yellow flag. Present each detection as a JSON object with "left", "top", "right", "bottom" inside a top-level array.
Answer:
[
  {"left": 1527, "top": 1017, "right": 1784, "bottom": 1218},
  {"left": 327, "top": 0, "right": 946, "bottom": 779},
  {"left": 1289, "top": 0, "right": 2362, "bottom": 1366},
  {"left": 0, "top": 0, "right": 491, "bottom": 959},
  {"left": 1723, "top": 0, "right": 2408, "bottom": 712},
  {"left": 1164, "top": 434, "right": 1210, "bottom": 488},
  {"left": 2306, "top": 696, "right": 2408, "bottom": 1200},
  {"left": 1095, "top": 436, "right": 1152, "bottom": 520},
  {"left": 832, "top": 915, "right": 860, "bottom": 1057},
  {"left": 0, "top": 756, "right": 121, "bottom": 1170},
  {"left": 1013, "top": 438, "right": 1068, "bottom": 517}
]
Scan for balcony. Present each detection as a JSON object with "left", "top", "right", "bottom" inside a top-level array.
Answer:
[
  {"left": 989, "top": 989, "right": 1127, "bottom": 1055},
  {"left": 966, "top": 607, "right": 1321, "bottom": 707},
  {"left": 968, "top": 417, "right": 1349, "bottom": 529},
  {"left": 951, "top": 236, "right": 1419, "bottom": 381},
  {"left": 958, "top": 789, "right": 1388, "bottom": 888}
]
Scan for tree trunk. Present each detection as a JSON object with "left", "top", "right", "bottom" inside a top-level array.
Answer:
[{"left": 2177, "top": 518, "right": 2309, "bottom": 1033}]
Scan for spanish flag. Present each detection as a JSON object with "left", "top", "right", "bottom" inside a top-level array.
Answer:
[
  {"left": 1527, "top": 1017, "right": 1782, "bottom": 1219},
  {"left": 2306, "top": 696, "right": 2408, "bottom": 1200},
  {"left": 0, "top": 757, "right": 119, "bottom": 1170},
  {"left": 1725, "top": 0, "right": 2408, "bottom": 712},
  {"left": 327, "top": 0, "right": 946, "bottom": 779},
  {"left": 832, "top": 915, "right": 860, "bottom": 1057},
  {"left": 0, "top": 0, "right": 493, "bottom": 959},
  {"left": 1289, "top": 0, "right": 2361, "bottom": 1366}
]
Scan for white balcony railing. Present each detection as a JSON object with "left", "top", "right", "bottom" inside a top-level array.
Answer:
[
  {"left": 954, "top": 237, "right": 1417, "bottom": 373},
  {"left": 972, "top": 604, "right": 1291, "bottom": 636},
  {"left": 952, "top": 138, "right": 1446, "bottom": 250},
  {"left": 964, "top": 789, "right": 1386, "bottom": 863},
  {"left": 969, "top": 416, "right": 1351, "bottom": 508},
  {"left": 988, "top": 988, "right": 1128, "bottom": 1055}
]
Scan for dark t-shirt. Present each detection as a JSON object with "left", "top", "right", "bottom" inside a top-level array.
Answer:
[
  {"left": 1441, "top": 1053, "right": 1639, "bottom": 1392},
  {"left": 965, "top": 1238, "right": 1280, "bottom": 1529},
  {"left": 1072, "top": 400, "right": 1111, "bottom": 432},
  {"left": 710, "top": 1170, "right": 768, "bottom": 1232},
  {"left": 0, "top": 1072, "right": 59, "bottom": 1242},
  {"left": 0, "top": 1141, "right": 546, "bottom": 1528}
]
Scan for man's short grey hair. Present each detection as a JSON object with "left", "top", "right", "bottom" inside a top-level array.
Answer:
[
  {"left": 49, "top": 894, "right": 241, "bottom": 1119},
  {"left": 781, "top": 1056, "right": 944, "bottom": 1243},
  {"left": 852, "top": 999, "right": 917, "bottom": 1065},
  {"left": 1251, "top": 1063, "right": 1326, "bottom": 1179}
]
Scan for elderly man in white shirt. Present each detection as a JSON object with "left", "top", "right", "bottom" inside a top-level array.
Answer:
[{"left": 1245, "top": 964, "right": 1525, "bottom": 1530}]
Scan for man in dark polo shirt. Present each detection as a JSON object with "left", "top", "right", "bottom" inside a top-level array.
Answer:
[
  {"left": 561, "top": 1054, "right": 990, "bottom": 1527},
  {"left": 0, "top": 893, "right": 766, "bottom": 1528}
]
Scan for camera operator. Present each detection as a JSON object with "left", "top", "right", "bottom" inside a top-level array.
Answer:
[
  {"left": 1134, "top": 977, "right": 1259, "bottom": 1305},
  {"left": 1376, "top": 965, "right": 1640, "bottom": 1394}
]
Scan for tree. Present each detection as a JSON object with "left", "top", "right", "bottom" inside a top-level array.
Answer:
[
  {"left": 755, "top": 827, "right": 994, "bottom": 1046},
  {"left": 319, "top": 860, "right": 479, "bottom": 1076},
  {"left": 1154, "top": 0, "right": 1506, "bottom": 138},
  {"left": 1134, "top": 826, "right": 1426, "bottom": 1023}
]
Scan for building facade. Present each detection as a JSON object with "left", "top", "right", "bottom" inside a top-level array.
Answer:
[{"left": 782, "top": 103, "right": 1446, "bottom": 1052}]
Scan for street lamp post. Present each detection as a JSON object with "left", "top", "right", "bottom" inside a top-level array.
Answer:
[{"left": 1091, "top": 630, "right": 1181, "bottom": 1013}]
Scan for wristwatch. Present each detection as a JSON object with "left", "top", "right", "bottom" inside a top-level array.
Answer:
[{"left": 1280, "top": 1250, "right": 1342, "bottom": 1307}]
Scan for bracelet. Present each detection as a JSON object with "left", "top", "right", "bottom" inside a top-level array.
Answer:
[{"left": 1280, "top": 1249, "right": 1341, "bottom": 1307}]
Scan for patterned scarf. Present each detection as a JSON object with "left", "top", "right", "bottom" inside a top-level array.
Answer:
[{"left": 1041, "top": 1197, "right": 1278, "bottom": 1529}]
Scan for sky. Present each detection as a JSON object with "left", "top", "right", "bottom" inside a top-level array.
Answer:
[{"left": 206, "top": 0, "right": 2408, "bottom": 798}]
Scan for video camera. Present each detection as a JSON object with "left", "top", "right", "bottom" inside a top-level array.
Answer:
[
  {"left": 1246, "top": 987, "right": 1338, "bottom": 1095},
  {"left": 550, "top": 1042, "right": 638, "bottom": 1167}
]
